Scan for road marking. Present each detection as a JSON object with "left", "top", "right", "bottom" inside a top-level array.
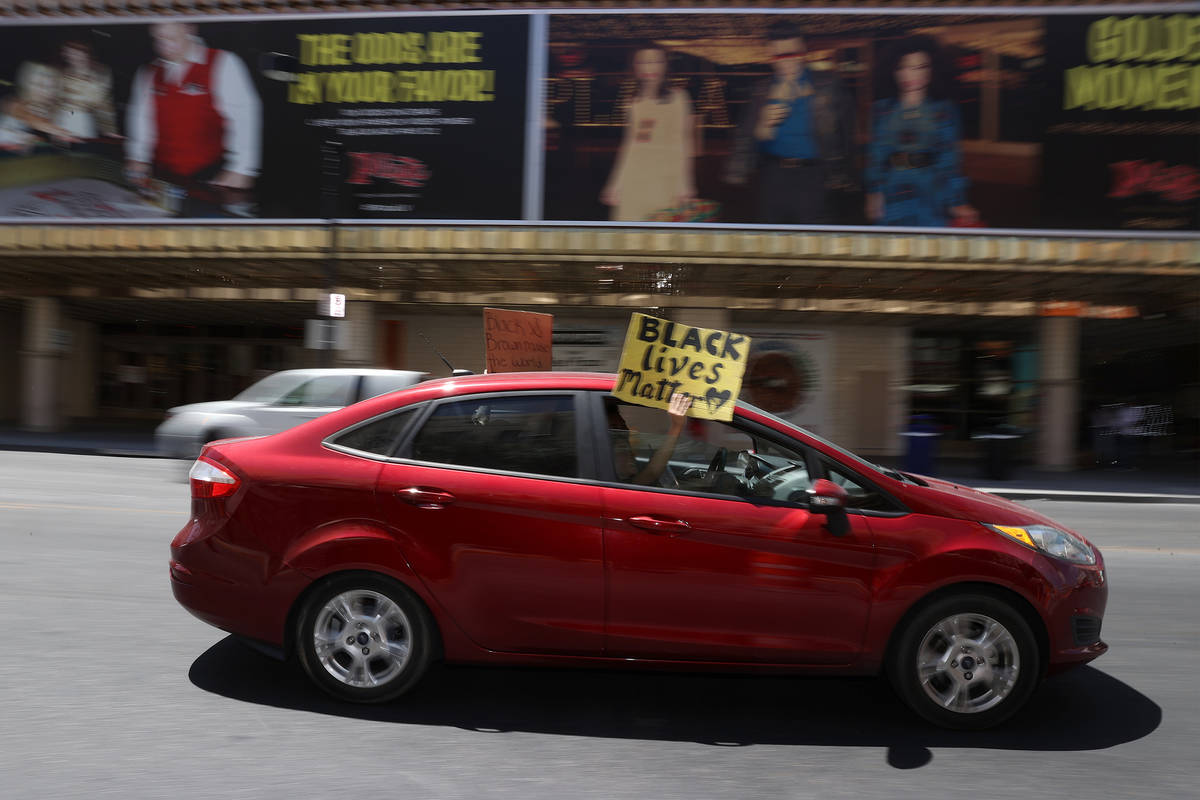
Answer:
[{"left": 0, "top": 501, "right": 182, "bottom": 515}]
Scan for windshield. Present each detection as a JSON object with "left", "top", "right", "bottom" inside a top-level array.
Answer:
[
  {"left": 737, "top": 400, "right": 916, "bottom": 484},
  {"left": 233, "top": 372, "right": 311, "bottom": 403}
]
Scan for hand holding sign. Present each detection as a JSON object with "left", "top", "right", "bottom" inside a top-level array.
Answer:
[
  {"left": 667, "top": 391, "right": 694, "bottom": 423},
  {"left": 612, "top": 312, "right": 751, "bottom": 421}
]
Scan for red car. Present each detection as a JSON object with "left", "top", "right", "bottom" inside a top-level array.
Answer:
[{"left": 170, "top": 371, "right": 1107, "bottom": 729}]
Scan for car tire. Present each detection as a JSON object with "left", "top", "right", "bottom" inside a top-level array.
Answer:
[
  {"left": 294, "top": 573, "right": 436, "bottom": 703},
  {"left": 888, "top": 593, "right": 1040, "bottom": 730}
]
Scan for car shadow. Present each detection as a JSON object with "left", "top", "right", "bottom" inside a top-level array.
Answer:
[{"left": 189, "top": 636, "right": 1160, "bottom": 769}]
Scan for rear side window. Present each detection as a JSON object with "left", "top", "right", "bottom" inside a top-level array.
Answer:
[
  {"left": 330, "top": 408, "right": 419, "bottom": 457},
  {"left": 411, "top": 394, "right": 577, "bottom": 478}
]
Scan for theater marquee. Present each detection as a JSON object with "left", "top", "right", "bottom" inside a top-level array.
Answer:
[{"left": 0, "top": 7, "right": 1195, "bottom": 233}]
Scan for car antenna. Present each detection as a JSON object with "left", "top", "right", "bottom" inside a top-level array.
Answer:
[{"left": 418, "top": 331, "right": 473, "bottom": 377}]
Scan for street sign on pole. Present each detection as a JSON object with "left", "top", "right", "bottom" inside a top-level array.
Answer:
[{"left": 317, "top": 293, "right": 346, "bottom": 318}]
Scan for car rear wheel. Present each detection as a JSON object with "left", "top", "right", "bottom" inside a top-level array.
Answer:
[
  {"left": 889, "top": 594, "right": 1039, "bottom": 730},
  {"left": 295, "top": 573, "right": 435, "bottom": 703}
]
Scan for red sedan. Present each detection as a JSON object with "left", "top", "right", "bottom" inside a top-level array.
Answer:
[{"left": 169, "top": 371, "right": 1107, "bottom": 729}]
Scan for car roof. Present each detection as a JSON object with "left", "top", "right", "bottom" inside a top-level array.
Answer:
[
  {"left": 270, "top": 368, "right": 428, "bottom": 378},
  {"left": 418, "top": 371, "right": 617, "bottom": 391}
]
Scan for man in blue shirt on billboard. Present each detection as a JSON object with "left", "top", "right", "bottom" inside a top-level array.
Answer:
[{"left": 725, "top": 19, "right": 856, "bottom": 225}]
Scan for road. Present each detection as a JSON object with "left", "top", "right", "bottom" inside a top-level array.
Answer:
[{"left": 0, "top": 452, "right": 1196, "bottom": 799}]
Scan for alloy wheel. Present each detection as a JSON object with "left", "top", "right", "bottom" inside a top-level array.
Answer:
[
  {"left": 916, "top": 612, "right": 1020, "bottom": 714},
  {"left": 311, "top": 589, "right": 413, "bottom": 689}
]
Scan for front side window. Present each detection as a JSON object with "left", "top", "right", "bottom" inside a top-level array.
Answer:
[
  {"left": 605, "top": 398, "right": 813, "bottom": 501},
  {"left": 824, "top": 461, "right": 901, "bottom": 512},
  {"left": 411, "top": 394, "right": 578, "bottom": 478}
]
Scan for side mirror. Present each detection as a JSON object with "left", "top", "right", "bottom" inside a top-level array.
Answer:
[{"left": 807, "top": 478, "right": 850, "bottom": 537}]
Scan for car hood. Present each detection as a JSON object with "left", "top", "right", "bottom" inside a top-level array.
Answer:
[
  {"left": 897, "top": 475, "right": 1067, "bottom": 529},
  {"left": 167, "top": 400, "right": 261, "bottom": 416}
]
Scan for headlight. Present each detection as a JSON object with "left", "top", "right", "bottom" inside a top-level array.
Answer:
[{"left": 983, "top": 523, "right": 1097, "bottom": 565}]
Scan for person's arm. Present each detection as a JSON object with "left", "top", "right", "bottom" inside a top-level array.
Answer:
[
  {"left": 124, "top": 66, "right": 155, "bottom": 184},
  {"left": 631, "top": 393, "right": 693, "bottom": 486},
  {"left": 210, "top": 50, "right": 262, "bottom": 187}
]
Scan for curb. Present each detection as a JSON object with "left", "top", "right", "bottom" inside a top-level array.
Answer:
[
  {"left": 973, "top": 488, "right": 1200, "bottom": 505},
  {"left": 0, "top": 443, "right": 164, "bottom": 459}
]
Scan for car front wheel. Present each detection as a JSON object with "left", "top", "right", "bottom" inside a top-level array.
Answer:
[
  {"left": 295, "top": 573, "right": 435, "bottom": 703},
  {"left": 889, "top": 593, "right": 1040, "bottom": 730}
]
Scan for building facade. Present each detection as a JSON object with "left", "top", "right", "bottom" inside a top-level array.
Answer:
[{"left": 1, "top": 0, "right": 1197, "bottom": 469}]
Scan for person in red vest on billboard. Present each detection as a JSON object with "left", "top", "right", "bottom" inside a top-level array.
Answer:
[{"left": 124, "top": 22, "right": 261, "bottom": 216}]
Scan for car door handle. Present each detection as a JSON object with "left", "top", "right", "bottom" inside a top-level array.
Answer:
[
  {"left": 627, "top": 516, "right": 691, "bottom": 536},
  {"left": 398, "top": 487, "right": 456, "bottom": 509}
]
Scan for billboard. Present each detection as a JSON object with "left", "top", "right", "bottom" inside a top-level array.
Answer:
[
  {"left": 545, "top": 10, "right": 1199, "bottom": 233},
  {"left": 0, "top": 13, "right": 528, "bottom": 219},
  {"left": 0, "top": 8, "right": 1196, "bottom": 232}
]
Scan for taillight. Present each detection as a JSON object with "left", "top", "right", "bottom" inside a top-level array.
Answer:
[{"left": 189, "top": 457, "right": 240, "bottom": 498}]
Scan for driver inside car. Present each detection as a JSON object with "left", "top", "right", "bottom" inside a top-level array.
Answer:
[{"left": 606, "top": 393, "right": 692, "bottom": 486}]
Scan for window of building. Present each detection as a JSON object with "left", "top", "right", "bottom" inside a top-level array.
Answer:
[{"left": 909, "top": 334, "right": 1035, "bottom": 440}]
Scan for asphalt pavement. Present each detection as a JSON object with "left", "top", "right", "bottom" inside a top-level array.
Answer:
[
  {"left": 0, "top": 419, "right": 1196, "bottom": 503},
  {"left": 1, "top": 452, "right": 1197, "bottom": 799}
]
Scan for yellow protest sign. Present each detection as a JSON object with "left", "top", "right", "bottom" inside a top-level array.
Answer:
[{"left": 612, "top": 313, "right": 751, "bottom": 421}]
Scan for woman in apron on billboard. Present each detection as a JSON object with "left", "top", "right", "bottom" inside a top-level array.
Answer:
[{"left": 600, "top": 43, "right": 697, "bottom": 222}]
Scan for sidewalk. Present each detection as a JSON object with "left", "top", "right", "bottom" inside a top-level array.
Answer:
[
  {"left": 0, "top": 421, "right": 1197, "bottom": 503},
  {"left": 877, "top": 455, "right": 1200, "bottom": 504},
  {"left": 0, "top": 420, "right": 161, "bottom": 459}
]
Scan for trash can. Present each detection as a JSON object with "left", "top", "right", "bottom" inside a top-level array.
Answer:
[
  {"left": 973, "top": 423, "right": 1024, "bottom": 481},
  {"left": 901, "top": 415, "right": 941, "bottom": 476}
]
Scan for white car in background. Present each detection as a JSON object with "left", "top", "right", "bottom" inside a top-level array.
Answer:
[{"left": 155, "top": 368, "right": 427, "bottom": 459}]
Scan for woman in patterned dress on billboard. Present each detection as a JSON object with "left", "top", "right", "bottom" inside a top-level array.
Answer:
[{"left": 865, "top": 35, "right": 978, "bottom": 228}]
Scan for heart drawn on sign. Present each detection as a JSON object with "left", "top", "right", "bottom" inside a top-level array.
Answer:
[{"left": 704, "top": 387, "right": 732, "bottom": 412}]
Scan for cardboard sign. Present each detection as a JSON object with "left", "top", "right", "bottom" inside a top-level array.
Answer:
[
  {"left": 613, "top": 313, "right": 752, "bottom": 421},
  {"left": 484, "top": 308, "right": 553, "bottom": 372}
]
